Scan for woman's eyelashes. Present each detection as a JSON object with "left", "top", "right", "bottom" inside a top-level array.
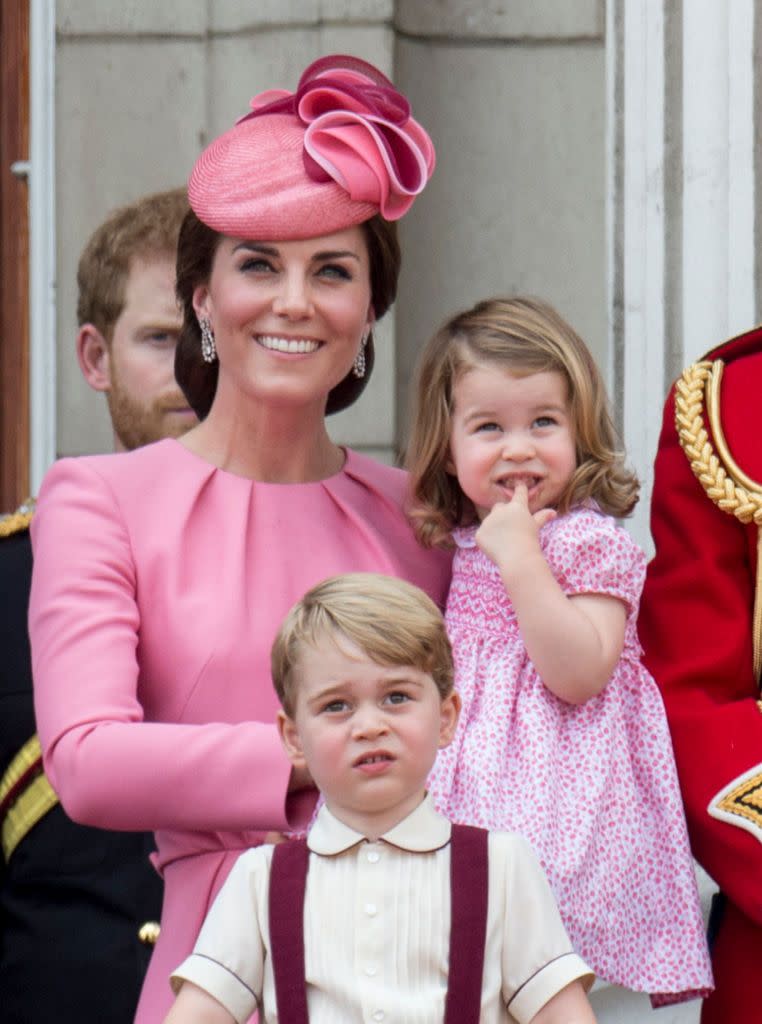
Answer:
[
  {"left": 317, "top": 263, "right": 352, "bottom": 281},
  {"left": 239, "top": 256, "right": 274, "bottom": 273},
  {"left": 236, "top": 257, "right": 353, "bottom": 281}
]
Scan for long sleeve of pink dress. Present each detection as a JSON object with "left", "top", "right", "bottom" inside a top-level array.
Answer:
[{"left": 28, "top": 438, "right": 451, "bottom": 1023}]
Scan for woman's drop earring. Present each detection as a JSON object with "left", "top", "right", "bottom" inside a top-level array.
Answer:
[
  {"left": 199, "top": 317, "right": 217, "bottom": 364},
  {"left": 352, "top": 327, "right": 370, "bottom": 379}
]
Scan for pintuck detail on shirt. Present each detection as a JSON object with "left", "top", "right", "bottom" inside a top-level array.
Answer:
[{"left": 270, "top": 814, "right": 490, "bottom": 1023}]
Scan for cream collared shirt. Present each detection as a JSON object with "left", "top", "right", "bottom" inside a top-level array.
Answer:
[{"left": 171, "top": 796, "right": 591, "bottom": 1023}]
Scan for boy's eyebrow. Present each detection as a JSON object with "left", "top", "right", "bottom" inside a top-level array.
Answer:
[
  {"left": 306, "top": 672, "right": 426, "bottom": 706},
  {"left": 306, "top": 683, "right": 347, "bottom": 707},
  {"left": 379, "top": 672, "right": 425, "bottom": 687}
]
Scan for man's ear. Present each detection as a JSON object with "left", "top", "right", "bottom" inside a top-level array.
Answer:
[
  {"left": 438, "top": 691, "right": 461, "bottom": 750},
  {"left": 77, "top": 324, "right": 112, "bottom": 393},
  {"left": 277, "top": 709, "right": 307, "bottom": 768}
]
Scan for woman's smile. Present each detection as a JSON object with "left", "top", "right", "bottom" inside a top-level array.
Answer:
[{"left": 256, "top": 334, "right": 322, "bottom": 354}]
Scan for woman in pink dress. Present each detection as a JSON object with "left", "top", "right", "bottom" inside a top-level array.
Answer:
[
  {"left": 29, "top": 56, "right": 449, "bottom": 1024},
  {"left": 405, "top": 297, "right": 713, "bottom": 1006}
]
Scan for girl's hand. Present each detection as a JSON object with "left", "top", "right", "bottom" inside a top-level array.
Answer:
[
  {"left": 475, "top": 483, "right": 556, "bottom": 574},
  {"left": 476, "top": 489, "right": 627, "bottom": 704}
]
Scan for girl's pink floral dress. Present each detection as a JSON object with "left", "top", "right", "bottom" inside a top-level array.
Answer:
[{"left": 429, "top": 505, "right": 713, "bottom": 1004}]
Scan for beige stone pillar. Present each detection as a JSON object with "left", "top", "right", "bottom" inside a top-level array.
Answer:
[
  {"left": 609, "top": 0, "right": 758, "bottom": 551},
  {"left": 393, "top": 0, "right": 607, "bottom": 451}
]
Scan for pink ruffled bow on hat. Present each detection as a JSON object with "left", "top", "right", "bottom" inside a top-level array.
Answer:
[
  {"left": 241, "top": 55, "right": 435, "bottom": 221},
  {"left": 189, "top": 54, "right": 436, "bottom": 240}
]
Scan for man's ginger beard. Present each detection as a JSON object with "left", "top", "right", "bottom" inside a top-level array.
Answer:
[{"left": 106, "top": 364, "right": 192, "bottom": 451}]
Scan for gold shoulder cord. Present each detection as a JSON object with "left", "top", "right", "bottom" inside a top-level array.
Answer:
[
  {"left": 675, "top": 360, "right": 762, "bottom": 688},
  {"left": 0, "top": 498, "right": 36, "bottom": 539}
]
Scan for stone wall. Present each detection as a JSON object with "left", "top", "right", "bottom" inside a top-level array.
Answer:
[{"left": 55, "top": 0, "right": 605, "bottom": 469}]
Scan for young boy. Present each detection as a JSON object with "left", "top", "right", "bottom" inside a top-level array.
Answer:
[{"left": 164, "top": 574, "right": 596, "bottom": 1024}]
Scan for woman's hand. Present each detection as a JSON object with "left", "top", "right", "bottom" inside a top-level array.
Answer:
[
  {"left": 262, "top": 831, "right": 289, "bottom": 844},
  {"left": 287, "top": 762, "right": 314, "bottom": 793}
]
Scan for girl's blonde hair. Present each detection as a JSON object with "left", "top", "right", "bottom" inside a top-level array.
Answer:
[{"left": 405, "top": 296, "right": 639, "bottom": 548}]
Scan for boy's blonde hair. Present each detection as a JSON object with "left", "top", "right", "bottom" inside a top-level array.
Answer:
[
  {"left": 271, "top": 573, "right": 453, "bottom": 717},
  {"left": 405, "top": 296, "right": 640, "bottom": 548}
]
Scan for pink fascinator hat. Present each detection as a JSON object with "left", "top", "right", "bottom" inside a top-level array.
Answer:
[{"left": 188, "top": 54, "right": 436, "bottom": 239}]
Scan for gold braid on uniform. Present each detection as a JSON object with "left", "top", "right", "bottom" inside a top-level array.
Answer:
[
  {"left": 0, "top": 499, "right": 36, "bottom": 538},
  {"left": 0, "top": 735, "right": 59, "bottom": 863},
  {"left": 675, "top": 361, "right": 762, "bottom": 525},
  {"left": 675, "top": 359, "right": 762, "bottom": 690},
  {"left": 709, "top": 763, "right": 762, "bottom": 845},
  {"left": 0, "top": 497, "right": 62, "bottom": 862}
]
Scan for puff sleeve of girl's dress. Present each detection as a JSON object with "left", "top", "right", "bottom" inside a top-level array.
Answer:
[
  {"left": 541, "top": 507, "right": 645, "bottom": 615},
  {"left": 28, "top": 456, "right": 298, "bottom": 834}
]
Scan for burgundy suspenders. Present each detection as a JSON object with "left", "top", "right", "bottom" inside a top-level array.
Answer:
[
  {"left": 268, "top": 838, "right": 310, "bottom": 1022},
  {"left": 443, "top": 824, "right": 489, "bottom": 1021},
  {"left": 269, "top": 824, "right": 489, "bottom": 1022}
]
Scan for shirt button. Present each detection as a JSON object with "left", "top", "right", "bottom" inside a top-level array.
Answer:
[
  {"left": 372, "top": 1012, "right": 385, "bottom": 1022},
  {"left": 367, "top": 850, "right": 380, "bottom": 863},
  {"left": 365, "top": 965, "right": 377, "bottom": 977},
  {"left": 364, "top": 902, "right": 378, "bottom": 916}
]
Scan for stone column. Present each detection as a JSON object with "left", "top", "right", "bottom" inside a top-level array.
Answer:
[
  {"left": 393, "top": 0, "right": 607, "bottom": 452},
  {"left": 609, "top": 0, "right": 757, "bottom": 550}
]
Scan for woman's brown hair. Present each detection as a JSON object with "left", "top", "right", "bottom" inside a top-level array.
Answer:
[
  {"left": 405, "top": 296, "right": 640, "bottom": 548},
  {"left": 174, "top": 211, "right": 400, "bottom": 419}
]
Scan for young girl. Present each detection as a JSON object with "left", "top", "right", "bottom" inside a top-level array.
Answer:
[{"left": 406, "top": 297, "right": 713, "bottom": 1006}]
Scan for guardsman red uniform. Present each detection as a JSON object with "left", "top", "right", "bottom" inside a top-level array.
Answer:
[
  {"left": 640, "top": 326, "right": 762, "bottom": 1023},
  {"left": 0, "top": 504, "right": 162, "bottom": 1023}
]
